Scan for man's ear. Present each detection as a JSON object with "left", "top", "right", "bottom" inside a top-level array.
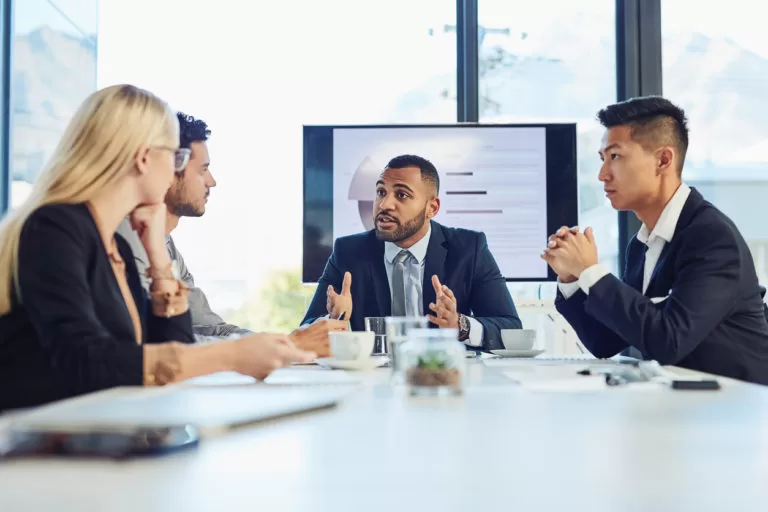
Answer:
[
  {"left": 134, "top": 145, "right": 151, "bottom": 176},
  {"left": 427, "top": 197, "right": 440, "bottom": 219},
  {"left": 656, "top": 146, "right": 675, "bottom": 175}
]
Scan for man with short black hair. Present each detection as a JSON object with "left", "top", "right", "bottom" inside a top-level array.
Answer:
[
  {"left": 301, "top": 154, "right": 521, "bottom": 351},
  {"left": 543, "top": 96, "right": 768, "bottom": 384}
]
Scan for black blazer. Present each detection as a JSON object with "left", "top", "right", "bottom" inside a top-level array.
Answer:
[
  {"left": 301, "top": 221, "right": 521, "bottom": 350},
  {"left": 0, "top": 203, "right": 195, "bottom": 412},
  {"left": 556, "top": 188, "right": 768, "bottom": 384}
]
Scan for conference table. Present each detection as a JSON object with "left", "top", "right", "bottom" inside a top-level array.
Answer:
[{"left": 1, "top": 356, "right": 768, "bottom": 511}]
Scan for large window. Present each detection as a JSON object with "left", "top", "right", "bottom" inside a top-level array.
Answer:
[
  {"left": 7, "top": 1, "right": 766, "bottom": 336},
  {"left": 9, "top": 1, "right": 623, "bottom": 332},
  {"left": 662, "top": 1, "right": 768, "bottom": 284},
  {"left": 479, "top": 0, "right": 618, "bottom": 299},
  {"left": 98, "top": 0, "right": 456, "bottom": 331},
  {"left": 10, "top": 0, "right": 98, "bottom": 207}
]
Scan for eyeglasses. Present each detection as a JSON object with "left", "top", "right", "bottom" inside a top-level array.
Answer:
[{"left": 153, "top": 146, "right": 192, "bottom": 172}]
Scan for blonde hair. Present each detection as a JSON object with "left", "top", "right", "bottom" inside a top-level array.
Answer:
[{"left": 0, "top": 84, "right": 178, "bottom": 313}]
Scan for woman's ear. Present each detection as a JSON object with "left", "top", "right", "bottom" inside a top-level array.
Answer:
[{"left": 133, "top": 145, "right": 151, "bottom": 175}]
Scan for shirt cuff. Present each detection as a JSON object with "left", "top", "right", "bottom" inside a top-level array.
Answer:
[
  {"left": 558, "top": 280, "right": 581, "bottom": 299},
  {"left": 193, "top": 333, "right": 242, "bottom": 345},
  {"left": 577, "top": 264, "right": 610, "bottom": 295},
  {"left": 464, "top": 316, "right": 484, "bottom": 347}
]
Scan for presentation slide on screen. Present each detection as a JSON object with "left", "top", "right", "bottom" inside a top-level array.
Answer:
[{"left": 332, "top": 126, "right": 548, "bottom": 279}]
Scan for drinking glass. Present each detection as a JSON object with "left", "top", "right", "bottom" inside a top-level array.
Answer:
[
  {"left": 364, "top": 317, "right": 387, "bottom": 355},
  {"left": 384, "top": 316, "right": 428, "bottom": 380}
]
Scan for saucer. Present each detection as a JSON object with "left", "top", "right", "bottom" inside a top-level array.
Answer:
[
  {"left": 490, "top": 349, "right": 545, "bottom": 358},
  {"left": 315, "top": 356, "right": 389, "bottom": 371}
]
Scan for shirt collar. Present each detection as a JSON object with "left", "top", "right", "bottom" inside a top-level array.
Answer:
[
  {"left": 637, "top": 183, "right": 691, "bottom": 245},
  {"left": 384, "top": 224, "right": 431, "bottom": 264}
]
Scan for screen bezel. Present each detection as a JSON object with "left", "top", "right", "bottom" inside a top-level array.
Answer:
[{"left": 302, "top": 123, "right": 578, "bottom": 283}]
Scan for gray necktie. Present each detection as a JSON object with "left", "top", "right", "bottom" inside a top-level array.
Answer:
[{"left": 391, "top": 250, "right": 410, "bottom": 316}]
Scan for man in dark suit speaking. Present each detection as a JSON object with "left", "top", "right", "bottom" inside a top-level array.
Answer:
[
  {"left": 301, "top": 154, "right": 521, "bottom": 351},
  {"left": 543, "top": 97, "right": 768, "bottom": 384}
]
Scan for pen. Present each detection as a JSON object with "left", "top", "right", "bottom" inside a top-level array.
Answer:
[
  {"left": 576, "top": 368, "right": 629, "bottom": 386},
  {"left": 338, "top": 312, "right": 346, "bottom": 321}
]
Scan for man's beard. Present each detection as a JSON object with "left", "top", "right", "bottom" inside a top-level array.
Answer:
[
  {"left": 168, "top": 202, "right": 203, "bottom": 217},
  {"left": 374, "top": 205, "right": 428, "bottom": 243},
  {"left": 166, "top": 185, "right": 204, "bottom": 217}
]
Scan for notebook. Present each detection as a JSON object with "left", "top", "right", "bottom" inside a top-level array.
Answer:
[{"left": 5, "top": 384, "right": 351, "bottom": 435}]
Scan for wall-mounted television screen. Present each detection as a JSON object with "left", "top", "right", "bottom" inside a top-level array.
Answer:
[{"left": 303, "top": 123, "right": 578, "bottom": 283}]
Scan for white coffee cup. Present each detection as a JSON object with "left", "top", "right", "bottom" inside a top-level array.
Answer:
[
  {"left": 500, "top": 329, "right": 537, "bottom": 350},
  {"left": 329, "top": 331, "right": 375, "bottom": 361}
]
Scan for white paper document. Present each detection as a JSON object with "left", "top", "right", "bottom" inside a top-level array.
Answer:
[
  {"left": 264, "top": 368, "right": 361, "bottom": 386},
  {"left": 504, "top": 373, "right": 608, "bottom": 392}
]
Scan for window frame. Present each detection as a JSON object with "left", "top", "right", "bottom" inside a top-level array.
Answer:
[{"left": 0, "top": 0, "right": 12, "bottom": 212}]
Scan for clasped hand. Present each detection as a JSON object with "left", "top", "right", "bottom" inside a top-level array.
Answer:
[{"left": 540, "top": 225, "right": 599, "bottom": 282}]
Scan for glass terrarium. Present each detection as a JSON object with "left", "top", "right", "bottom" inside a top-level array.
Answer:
[{"left": 401, "top": 328, "right": 465, "bottom": 396}]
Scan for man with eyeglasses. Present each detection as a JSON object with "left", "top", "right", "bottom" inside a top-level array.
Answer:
[{"left": 118, "top": 112, "right": 345, "bottom": 352}]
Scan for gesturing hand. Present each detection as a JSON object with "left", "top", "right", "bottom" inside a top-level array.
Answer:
[
  {"left": 327, "top": 271, "right": 353, "bottom": 320},
  {"left": 426, "top": 275, "right": 460, "bottom": 329},
  {"left": 290, "top": 318, "right": 348, "bottom": 358}
]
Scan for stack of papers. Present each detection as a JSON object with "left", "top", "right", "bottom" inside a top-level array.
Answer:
[
  {"left": 504, "top": 373, "right": 608, "bottom": 392},
  {"left": 483, "top": 354, "right": 618, "bottom": 367}
]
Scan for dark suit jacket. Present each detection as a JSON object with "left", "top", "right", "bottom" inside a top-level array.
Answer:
[
  {"left": 0, "top": 203, "right": 195, "bottom": 412},
  {"left": 301, "top": 221, "right": 521, "bottom": 350},
  {"left": 556, "top": 188, "right": 768, "bottom": 385}
]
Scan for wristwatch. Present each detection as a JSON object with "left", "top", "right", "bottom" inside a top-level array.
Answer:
[{"left": 458, "top": 314, "right": 470, "bottom": 341}]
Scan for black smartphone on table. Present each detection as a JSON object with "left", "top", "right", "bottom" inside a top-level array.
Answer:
[{"left": 0, "top": 424, "right": 200, "bottom": 460}]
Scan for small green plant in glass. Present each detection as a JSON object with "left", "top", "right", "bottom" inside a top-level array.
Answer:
[{"left": 403, "top": 329, "right": 465, "bottom": 396}]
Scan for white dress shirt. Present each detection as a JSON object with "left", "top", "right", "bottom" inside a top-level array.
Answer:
[
  {"left": 384, "top": 226, "right": 484, "bottom": 347},
  {"left": 559, "top": 183, "right": 692, "bottom": 298}
]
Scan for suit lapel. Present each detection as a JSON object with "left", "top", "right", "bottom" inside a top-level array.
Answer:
[
  {"left": 366, "top": 234, "right": 391, "bottom": 316},
  {"left": 624, "top": 238, "right": 645, "bottom": 292},
  {"left": 422, "top": 222, "right": 447, "bottom": 315},
  {"left": 644, "top": 188, "right": 702, "bottom": 294},
  {"left": 645, "top": 243, "right": 672, "bottom": 295}
]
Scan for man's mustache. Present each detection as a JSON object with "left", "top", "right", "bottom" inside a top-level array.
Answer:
[{"left": 376, "top": 213, "right": 399, "bottom": 223}]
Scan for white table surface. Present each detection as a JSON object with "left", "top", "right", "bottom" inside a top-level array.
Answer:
[{"left": 1, "top": 358, "right": 768, "bottom": 512}]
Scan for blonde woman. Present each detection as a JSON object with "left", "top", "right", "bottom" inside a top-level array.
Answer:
[{"left": 0, "top": 85, "right": 314, "bottom": 412}]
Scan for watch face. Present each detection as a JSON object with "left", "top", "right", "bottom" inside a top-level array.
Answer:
[{"left": 458, "top": 315, "right": 470, "bottom": 341}]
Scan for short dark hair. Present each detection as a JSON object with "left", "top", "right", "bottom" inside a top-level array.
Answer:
[
  {"left": 597, "top": 96, "right": 689, "bottom": 173},
  {"left": 385, "top": 154, "right": 440, "bottom": 195},
  {"left": 176, "top": 111, "right": 210, "bottom": 149}
]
